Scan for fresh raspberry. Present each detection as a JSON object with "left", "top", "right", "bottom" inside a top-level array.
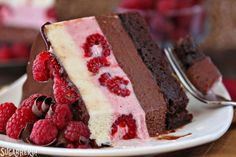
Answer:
[
  {"left": 0, "top": 102, "right": 17, "bottom": 133},
  {"left": 87, "top": 57, "right": 110, "bottom": 73},
  {"left": 0, "top": 46, "right": 12, "bottom": 62},
  {"left": 99, "top": 73, "right": 131, "bottom": 97},
  {"left": 48, "top": 55, "right": 62, "bottom": 78},
  {"left": 5, "top": 94, "right": 44, "bottom": 139},
  {"left": 50, "top": 104, "right": 72, "bottom": 129},
  {"left": 30, "top": 119, "right": 58, "bottom": 145},
  {"left": 32, "top": 51, "right": 51, "bottom": 81},
  {"left": 83, "top": 33, "right": 110, "bottom": 58},
  {"left": 111, "top": 114, "right": 137, "bottom": 140},
  {"left": 53, "top": 77, "right": 79, "bottom": 105},
  {"left": 11, "top": 42, "right": 29, "bottom": 59},
  {"left": 6, "top": 107, "right": 37, "bottom": 139},
  {"left": 64, "top": 121, "right": 90, "bottom": 143},
  {"left": 32, "top": 51, "right": 62, "bottom": 82},
  {"left": 19, "top": 94, "right": 44, "bottom": 109}
]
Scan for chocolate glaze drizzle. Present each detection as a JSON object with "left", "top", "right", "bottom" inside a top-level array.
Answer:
[
  {"left": 156, "top": 133, "right": 192, "bottom": 140},
  {"left": 40, "top": 22, "right": 51, "bottom": 51}
]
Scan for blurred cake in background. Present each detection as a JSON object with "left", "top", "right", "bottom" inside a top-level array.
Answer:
[
  {"left": 55, "top": 0, "right": 119, "bottom": 21},
  {"left": 0, "top": 0, "right": 56, "bottom": 64},
  {"left": 117, "top": 0, "right": 206, "bottom": 44},
  {"left": 0, "top": 0, "right": 120, "bottom": 64}
]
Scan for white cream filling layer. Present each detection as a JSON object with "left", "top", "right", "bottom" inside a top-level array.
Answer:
[{"left": 45, "top": 24, "right": 112, "bottom": 145}]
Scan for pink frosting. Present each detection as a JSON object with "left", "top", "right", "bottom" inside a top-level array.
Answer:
[{"left": 64, "top": 17, "right": 149, "bottom": 142}]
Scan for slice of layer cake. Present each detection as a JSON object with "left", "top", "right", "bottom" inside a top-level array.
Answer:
[
  {"left": 173, "top": 36, "right": 222, "bottom": 94},
  {"left": 23, "top": 14, "right": 168, "bottom": 146},
  {"left": 22, "top": 13, "right": 192, "bottom": 146}
]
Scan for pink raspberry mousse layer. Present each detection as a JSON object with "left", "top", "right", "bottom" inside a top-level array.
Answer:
[{"left": 44, "top": 17, "right": 149, "bottom": 145}]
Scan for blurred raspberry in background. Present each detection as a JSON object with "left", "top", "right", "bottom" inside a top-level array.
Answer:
[
  {"left": 0, "top": 0, "right": 56, "bottom": 64},
  {"left": 118, "top": 0, "right": 206, "bottom": 44},
  {"left": 223, "top": 80, "right": 236, "bottom": 101}
]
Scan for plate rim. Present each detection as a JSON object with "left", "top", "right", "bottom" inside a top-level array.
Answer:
[{"left": 0, "top": 75, "right": 233, "bottom": 156}]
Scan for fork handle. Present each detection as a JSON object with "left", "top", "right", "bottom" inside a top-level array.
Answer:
[{"left": 209, "top": 100, "right": 236, "bottom": 107}]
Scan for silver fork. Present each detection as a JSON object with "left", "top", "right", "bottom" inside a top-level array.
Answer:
[{"left": 164, "top": 48, "right": 236, "bottom": 106}]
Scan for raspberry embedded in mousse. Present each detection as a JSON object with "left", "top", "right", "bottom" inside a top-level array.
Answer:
[
  {"left": 99, "top": 72, "right": 131, "bottom": 97},
  {"left": 83, "top": 33, "right": 111, "bottom": 58},
  {"left": 87, "top": 57, "right": 110, "bottom": 74},
  {"left": 111, "top": 114, "right": 137, "bottom": 140}
]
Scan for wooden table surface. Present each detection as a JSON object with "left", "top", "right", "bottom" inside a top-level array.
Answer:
[{"left": 0, "top": 72, "right": 235, "bottom": 157}]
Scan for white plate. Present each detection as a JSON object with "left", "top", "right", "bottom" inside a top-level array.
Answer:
[{"left": 0, "top": 75, "right": 233, "bottom": 157}]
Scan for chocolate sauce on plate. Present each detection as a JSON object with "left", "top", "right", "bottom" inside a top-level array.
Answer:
[{"left": 156, "top": 133, "right": 192, "bottom": 140}]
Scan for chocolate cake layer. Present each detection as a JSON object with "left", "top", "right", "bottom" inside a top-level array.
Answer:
[
  {"left": 119, "top": 12, "right": 192, "bottom": 129},
  {"left": 174, "top": 37, "right": 222, "bottom": 94},
  {"left": 173, "top": 37, "right": 205, "bottom": 70},
  {"left": 96, "top": 15, "right": 167, "bottom": 135},
  {"left": 186, "top": 57, "right": 222, "bottom": 94}
]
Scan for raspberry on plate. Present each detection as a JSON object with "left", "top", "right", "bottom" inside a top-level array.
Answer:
[
  {"left": 6, "top": 107, "right": 37, "bottom": 139},
  {"left": 20, "top": 93, "right": 44, "bottom": 109},
  {"left": 53, "top": 76, "right": 79, "bottom": 105},
  {"left": 30, "top": 119, "right": 58, "bottom": 145},
  {"left": 50, "top": 104, "right": 73, "bottom": 129},
  {"left": 0, "top": 102, "right": 16, "bottom": 133},
  {"left": 32, "top": 51, "right": 51, "bottom": 82},
  {"left": 5, "top": 94, "right": 47, "bottom": 139},
  {"left": 64, "top": 121, "right": 90, "bottom": 143},
  {"left": 33, "top": 51, "right": 62, "bottom": 82}
]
